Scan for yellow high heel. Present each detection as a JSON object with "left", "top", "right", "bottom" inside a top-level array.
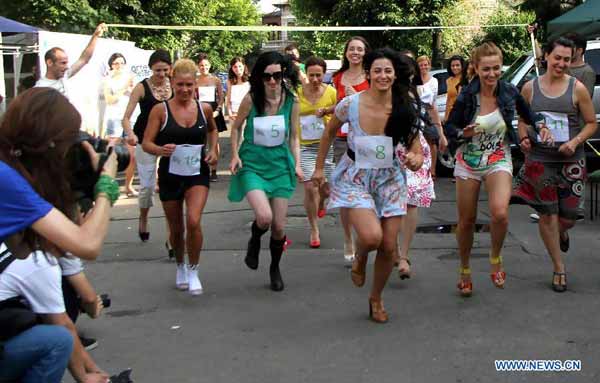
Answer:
[{"left": 489, "top": 254, "right": 506, "bottom": 289}]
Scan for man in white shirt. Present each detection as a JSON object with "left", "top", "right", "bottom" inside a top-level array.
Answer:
[{"left": 35, "top": 23, "right": 108, "bottom": 99}]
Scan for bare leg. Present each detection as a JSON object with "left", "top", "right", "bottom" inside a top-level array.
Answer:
[
  {"left": 184, "top": 186, "right": 209, "bottom": 265},
  {"left": 161, "top": 200, "right": 185, "bottom": 264},
  {"left": 538, "top": 214, "right": 565, "bottom": 287},
  {"left": 455, "top": 177, "right": 481, "bottom": 286},
  {"left": 303, "top": 181, "right": 320, "bottom": 243},
  {"left": 246, "top": 190, "right": 273, "bottom": 230},
  {"left": 484, "top": 171, "right": 511, "bottom": 280},
  {"left": 397, "top": 206, "right": 418, "bottom": 274},
  {"left": 341, "top": 209, "right": 354, "bottom": 258},
  {"left": 346, "top": 208, "right": 382, "bottom": 286},
  {"left": 371, "top": 216, "right": 403, "bottom": 301}
]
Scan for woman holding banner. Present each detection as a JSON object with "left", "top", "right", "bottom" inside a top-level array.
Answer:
[
  {"left": 197, "top": 53, "right": 226, "bottom": 182},
  {"left": 122, "top": 49, "right": 172, "bottom": 245},
  {"left": 143, "top": 59, "right": 218, "bottom": 296},
  {"left": 297, "top": 56, "right": 337, "bottom": 248},
  {"left": 228, "top": 51, "right": 302, "bottom": 292}
]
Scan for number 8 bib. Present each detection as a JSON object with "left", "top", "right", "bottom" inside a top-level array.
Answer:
[
  {"left": 253, "top": 115, "right": 286, "bottom": 147},
  {"left": 354, "top": 136, "right": 393, "bottom": 169}
]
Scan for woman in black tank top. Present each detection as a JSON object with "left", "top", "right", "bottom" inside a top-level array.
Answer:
[
  {"left": 143, "top": 59, "right": 218, "bottom": 296},
  {"left": 122, "top": 49, "right": 173, "bottom": 245}
]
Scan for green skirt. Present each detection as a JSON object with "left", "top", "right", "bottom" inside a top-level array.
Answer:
[{"left": 228, "top": 142, "right": 296, "bottom": 202}]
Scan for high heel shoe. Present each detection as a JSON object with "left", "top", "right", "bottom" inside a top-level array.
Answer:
[
  {"left": 138, "top": 231, "right": 150, "bottom": 242},
  {"left": 457, "top": 267, "right": 473, "bottom": 297},
  {"left": 489, "top": 254, "right": 506, "bottom": 289},
  {"left": 368, "top": 298, "right": 388, "bottom": 323},
  {"left": 351, "top": 254, "right": 367, "bottom": 287},
  {"left": 398, "top": 256, "right": 411, "bottom": 280},
  {"left": 309, "top": 232, "right": 320, "bottom": 248},
  {"left": 552, "top": 271, "right": 567, "bottom": 293}
]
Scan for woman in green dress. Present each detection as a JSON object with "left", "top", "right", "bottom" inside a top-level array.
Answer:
[{"left": 228, "top": 51, "right": 302, "bottom": 292}]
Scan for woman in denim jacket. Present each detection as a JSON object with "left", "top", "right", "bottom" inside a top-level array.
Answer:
[{"left": 444, "top": 41, "right": 549, "bottom": 297}]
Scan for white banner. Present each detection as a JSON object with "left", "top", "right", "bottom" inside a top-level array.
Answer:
[{"left": 37, "top": 31, "right": 153, "bottom": 136}]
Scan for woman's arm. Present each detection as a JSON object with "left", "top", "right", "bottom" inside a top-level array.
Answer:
[
  {"left": 313, "top": 115, "right": 342, "bottom": 187},
  {"left": 142, "top": 103, "right": 171, "bottom": 156},
  {"left": 122, "top": 83, "right": 144, "bottom": 145},
  {"left": 229, "top": 94, "right": 252, "bottom": 174},
  {"left": 225, "top": 79, "right": 233, "bottom": 116},
  {"left": 102, "top": 77, "right": 119, "bottom": 105},
  {"left": 289, "top": 99, "right": 302, "bottom": 180},
  {"left": 203, "top": 103, "right": 219, "bottom": 166},
  {"left": 215, "top": 76, "right": 225, "bottom": 108}
]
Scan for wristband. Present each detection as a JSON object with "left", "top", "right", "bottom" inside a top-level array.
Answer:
[{"left": 94, "top": 174, "right": 120, "bottom": 206}]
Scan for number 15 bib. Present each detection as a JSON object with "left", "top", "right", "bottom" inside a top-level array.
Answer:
[
  {"left": 253, "top": 115, "right": 286, "bottom": 147},
  {"left": 354, "top": 136, "right": 393, "bottom": 169}
]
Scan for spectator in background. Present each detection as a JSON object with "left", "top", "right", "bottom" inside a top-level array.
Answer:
[
  {"left": 102, "top": 52, "right": 137, "bottom": 196},
  {"left": 226, "top": 56, "right": 250, "bottom": 123},
  {"left": 285, "top": 42, "right": 308, "bottom": 84},
  {"left": 444, "top": 55, "right": 468, "bottom": 122},
  {"left": 563, "top": 32, "right": 596, "bottom": 97}
]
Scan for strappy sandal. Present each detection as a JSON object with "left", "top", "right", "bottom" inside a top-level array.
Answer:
[
  {"left": 457, "top": 267, "right": 473, "bottom": 297},
  {"left": 398, "top": 256, "right": 411, "bottom": 280},
  {"left": 489, "top": 254, "right": 506, "bottom": 289},
  {"left": 552, "top": 271, "right": 567, "bottom": 293},
  {"left": 351, "top": 254, "right": 367, "bottom": 287}
]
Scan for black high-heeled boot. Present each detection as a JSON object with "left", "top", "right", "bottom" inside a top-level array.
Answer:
[
  {"left": 269, "top": 236, "right": 286, "bottom": 292},
  {"left": 245, "top": 221, "right": 268, "bottom": 270}
]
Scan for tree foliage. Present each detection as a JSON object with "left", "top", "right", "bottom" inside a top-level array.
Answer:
[
  {"left": 289, "top": 0, "right": 456, "bottom": 63},
  {"left": 3, "top": 0, "right": 264, "bottom": 71}
]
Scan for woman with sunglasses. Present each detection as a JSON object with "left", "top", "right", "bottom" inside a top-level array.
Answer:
[{"left": 228, "top": 51, "right": 302, "bottom": 292}]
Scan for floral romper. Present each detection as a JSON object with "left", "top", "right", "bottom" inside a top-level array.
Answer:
[{"left": 327, "top": 93, "right": 408, "bottom": 218}]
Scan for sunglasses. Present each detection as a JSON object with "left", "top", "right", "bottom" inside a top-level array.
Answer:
[{"left": 261, "top": 71, "right": 283, "bottom": 82}]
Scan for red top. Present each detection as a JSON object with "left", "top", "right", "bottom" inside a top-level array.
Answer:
[{"left": 332, "top": 71, "right": 370, "bottom": 137}]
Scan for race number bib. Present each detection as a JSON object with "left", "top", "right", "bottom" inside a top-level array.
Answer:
[
  {"left": 539, "top": 111, "right": 569, "bottom": 143},
  {"left": 169, "top": 144, "right": 203, "bottom": 176},
  {"left": 253, "top": 115, "right": 286, "bottom": 147},
  {"left": 300, "top": 115, "right": 325, "bottom": 140},
  {"left": 197, "top": 86, "right": 216, "bottom": 103},
  {"left": 341, "top": 123, "right": 349, "bottom": 134},
  {"left": 354, "top": 136, "right": 393, "bottom": 169},
  {"left": 230, "top": 84, "right": 249, "bottom": 113}
]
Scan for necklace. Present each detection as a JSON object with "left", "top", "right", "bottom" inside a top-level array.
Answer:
[{"left": 149, "top": 77, "right": 171, "bottom": 101}]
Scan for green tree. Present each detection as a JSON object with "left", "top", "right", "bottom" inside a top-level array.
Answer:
[
  {"left": 289, "top": 0, "right": 456, "bottom": 65},
  {"left": 3, "top": 0, "right": 264, "bottom": 71}
]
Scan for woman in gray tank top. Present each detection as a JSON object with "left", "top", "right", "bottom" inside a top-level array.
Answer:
[{"left": 513, "top": 36, "right": 597, "bottom": 292}]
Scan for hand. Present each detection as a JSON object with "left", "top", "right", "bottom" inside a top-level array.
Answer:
[
  {"left": 519, "top": 137, "right": 532, "bottom": 154},
  {"left": 126, "top": 132, "right": 138, "bottom": 146},
  {"left": 213, "top": 110, "right": 219, "bottom": 118},
  {"left": 311, "top": 168, "right": 325, "bottom": 188},
  {"left": 438, "top": 134, "right": 448, "bottom": 153},
  {"left": 205, "top": 150, "right": 218, "bottom": 166},
  {"left": 229, "top": 113, "right": 237, "bottom": 122},
  {"left": 161, "top": 143, "right": 176, "bottom": 157},
  {"left": 82, "top": 295, "right": 104, "bottom": 319},
  {"left": 558, "top": 139, "right": 578, "bottom": 157},
  {"left": 295, "top": 164, "right": 304, "bottom": 182},
  {"left": 82, "top": 372, "right": 110, "bottom": 383},
  {"left": 82, "top": 141, "right": 117, "bottom": 177},
  {"left": 345, "top": 85, "right": 356, "bottom": 96},
  {"left": 315, "top": 108, "right": 326, "bottom": 118},
  {"left": 527, "top": 24, "right": 537, "bottom": 35},
  {"left": 462, "top": 123, "right": 479, "bottom": 138},
  {"left": 94, "top": 23, "right": 108, "bottom": 37},
  {"left": 538, "top": 125, "right": 554, "bottom": 145},
  {"left": 229, "top": 155, "right": 243, "bottom": 175},
  {"left": 404, "top": 152, "right": 424, "bottom": 172}
]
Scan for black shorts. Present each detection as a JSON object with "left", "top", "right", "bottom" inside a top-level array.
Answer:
[{"left": 158, "top": 161, "right": 210, "bottom": 201}]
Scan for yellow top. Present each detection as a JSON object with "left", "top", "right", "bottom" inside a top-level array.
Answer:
[
  {"left": 445, "top": 75, "right": 462, "bottom": 121},
  {"left": 297, "top": 84, "right": 337, "bottom": 145}
]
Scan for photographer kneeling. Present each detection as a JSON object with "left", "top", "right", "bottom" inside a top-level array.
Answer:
[{"left": 0, "top": 88, "right": 119, "bottom": 383}]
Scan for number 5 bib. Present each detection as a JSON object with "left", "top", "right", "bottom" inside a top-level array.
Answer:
[
  {"left": 253, "top": 115, "right": 286, "bottom": 147},
  {"left": 300, "top": 115, "right": 325, "bottom": 140},
  {"left": 169, "top": 144, "right": 204, "bottom": 176},
  {"left": 354, "top": 136, "right": 393, "bottom": 169}
]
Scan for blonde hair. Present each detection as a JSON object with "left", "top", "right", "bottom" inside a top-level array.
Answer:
[
  {"left": 416, "top": 55, "right": 430, "bottom": 65},
  {"left": 171, "top": 59, "right": 198, "bottom": 79},
  {"left": 470, "top": 41, "right": 503, "bottom": 67}
]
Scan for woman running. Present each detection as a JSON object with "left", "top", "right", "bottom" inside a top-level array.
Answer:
[
  {"left": 122, "top": 49, "right": 172, "bottom": 244},
  {"left": 331, "top": 36, "right": 371, "bottom": 265},
  {"left": 143, "top": 59, "right": 218, "bottom": 295},
  {"left": 228, "top": 51, "right": 302, "bottom": 292},
  {"left": 314, "top": 48, "right": 424, "bottom": 323},
  {"left": 297, "top": 56, "right": 337, "bottom": 248},
  {"left": 445, "top": 41, "right": 547, "bottom": 297}
]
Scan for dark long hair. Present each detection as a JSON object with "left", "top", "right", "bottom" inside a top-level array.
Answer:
[
  {"left": 0, "top": 87, "right": 80, "bottom": 250},
  {"left": 364, "top": 48, "right": 420, "bottom": 147},
  {"left": 228, "top": 56, "right": 249, "bottom": 85},
  {"left": 249, "top": 51, "right": 299, "bottom": 116},
  {"left": 446, "top": 55, "right": 468, "bottom": 91},
  {"left": 333, "top": 36, "right": 371, "bottom": 78}
]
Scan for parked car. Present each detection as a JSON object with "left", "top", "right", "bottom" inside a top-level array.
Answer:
[{"left": 434, "top": 42, "right": 600, "bottom": 175}]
